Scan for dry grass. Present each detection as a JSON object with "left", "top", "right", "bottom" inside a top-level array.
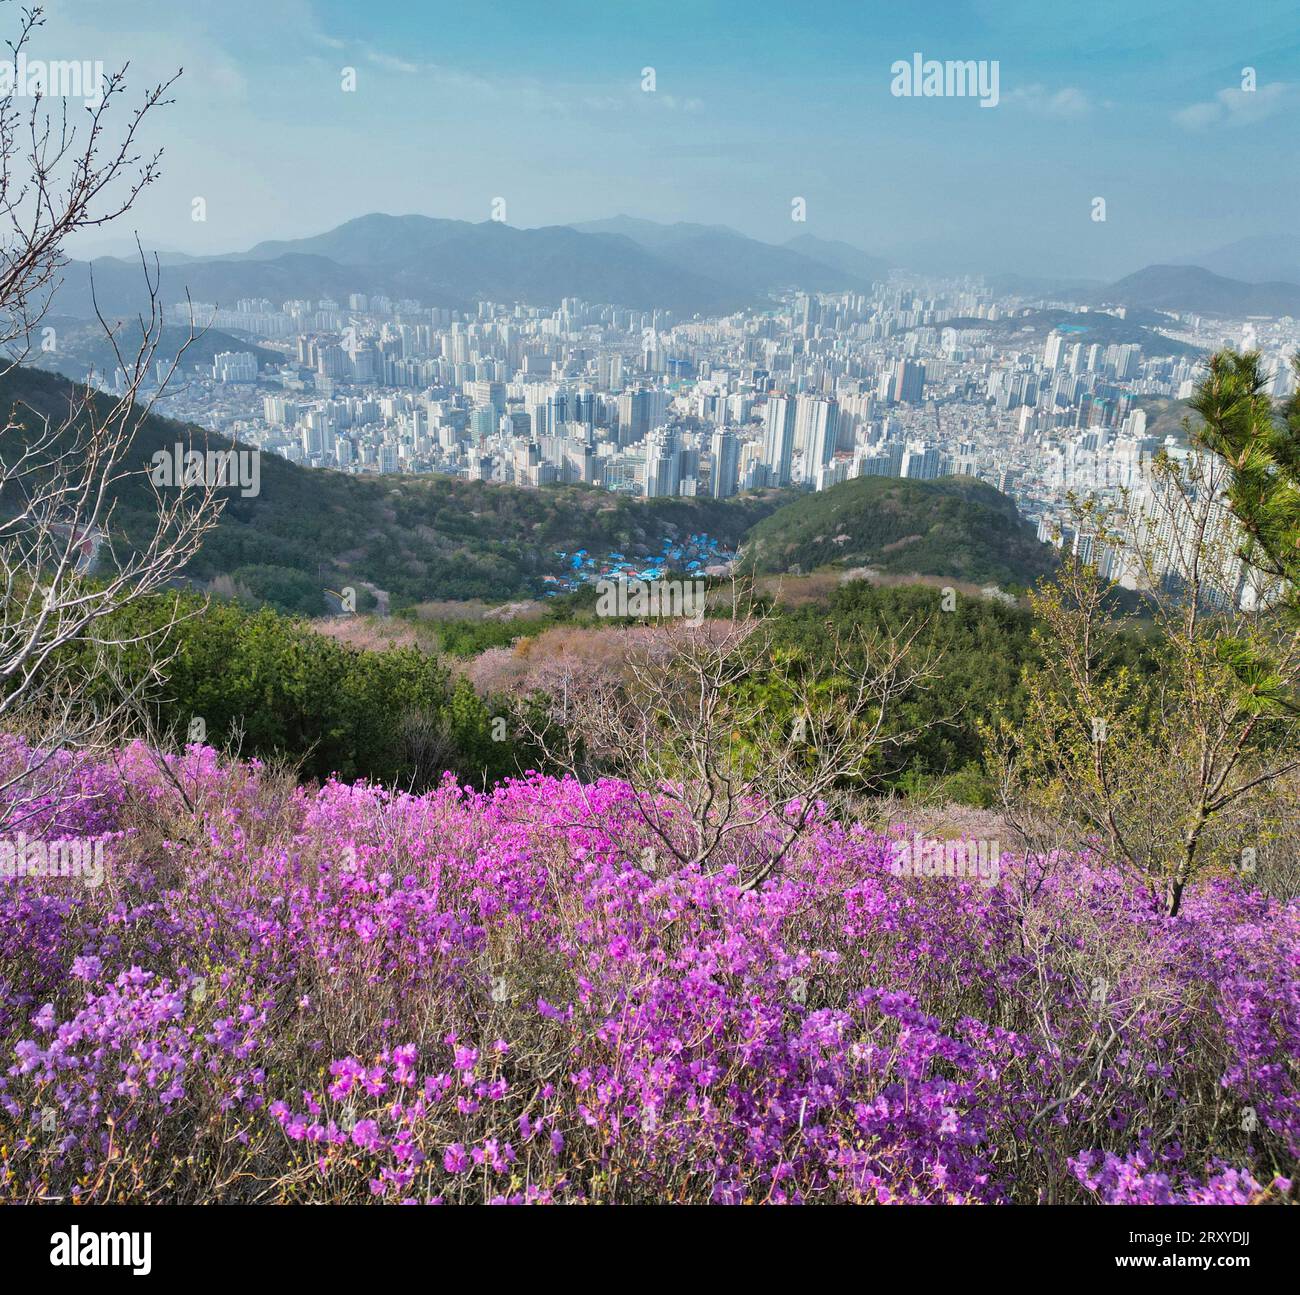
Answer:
[{"left": 310, "top": 616, "right": 435, "bottom": 654}]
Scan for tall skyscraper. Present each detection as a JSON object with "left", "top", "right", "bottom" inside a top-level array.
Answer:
[
  {"left": 900, "top": 441, "right": 941, "bottom": 480},
  {"left": 796, "top": 395, "right": 839, "bottom": 475},
  {"left": 545, "top": 389, "right": 569, "bottom": 437},
  {"left": 892, "top": 360, "right": 925, "bottom": 404},
  {"left": 617, "top": 388, "right": 667, "bottom": 446},
  {"left": 799, "top": 294, "right": 820, "bottom": 338},
  {"left": 644, "top": 427, "right": 682, "bottom": 498},
  {"left": 710, "top": 428, "right": 740, "bottom": 499},
  {"left": 574, "top": 389, "right": 597, "bottom": 430},
  {"left": 763, "top": 395, "right": 795, "bottom": 487}
]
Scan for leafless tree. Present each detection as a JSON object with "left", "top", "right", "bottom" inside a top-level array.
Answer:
[
  {"left": 0, "top": 6, "right": 222, "bottom": 829},
  {"left": 0, "top": 4, "right": 178, "bottom": 368},
  {"left": 518, "top": 579, "right": 936, "bottom": 888}
]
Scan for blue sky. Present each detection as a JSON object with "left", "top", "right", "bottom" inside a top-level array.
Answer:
[{"left": 40, "top": 0, "right": 1300, "bottom": 278}]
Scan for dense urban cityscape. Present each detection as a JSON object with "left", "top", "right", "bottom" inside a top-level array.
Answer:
[{"left": 81, "top": 270, "right": 1297, "bottom": 603}]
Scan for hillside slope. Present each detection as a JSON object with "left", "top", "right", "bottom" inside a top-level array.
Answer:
[
  {"left": 23, "top": 317, "right": 281, "bottom": 386},
  {"left": 739, "top": 474, "right": 1056, "bottom": 589},
  {"left": 0, "top": 365, "right": 785, "bottom": 609},
  {"left": 1, "top": 365, "right": 1056, "bottom": 611},
  {"left": 912, "top": 308, "right": 1200, "bottom": 359},
  {"left": 1097, "top": 265, "right": 1300, "bottom": 317}
]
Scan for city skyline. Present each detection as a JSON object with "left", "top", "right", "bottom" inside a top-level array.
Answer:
[
  {"left": 96, "top": 261, "right": 1289, "bottom": 613},
  {"left": 42, "top": 0, "right": 1300, "bottom": 280}
]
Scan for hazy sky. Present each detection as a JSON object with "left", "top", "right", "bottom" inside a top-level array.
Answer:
[{"left": 35, "top": 0, "right": 1300, "bottom": 279}]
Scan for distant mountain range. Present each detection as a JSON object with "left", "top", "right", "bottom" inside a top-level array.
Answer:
[
  {"left": 50, "top": 213, "right": 890, "bottom": 321},
  {"left": 1170, "top": 235, "right": 1300, "bottom": 285},
  {"left": 50, "top": 210, "right": 1300, "bottom": 324},
  {"left": 1095, "top": 265, "right": 1300, "bottom": 318},
  {"left": 569, "top": 217, "right": 891, "bottom": 294}
]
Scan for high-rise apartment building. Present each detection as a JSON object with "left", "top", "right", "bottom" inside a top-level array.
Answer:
[
  {"left": 796, "top": 395, "right": 839, "bottom": 475},
  {"left": 710, "top": 428, "right": 740, "bottom": 499},
  {"left": 892, "top": 359, "right": 925, "bottom": 404},
  {"left": 762, "top": 394, "right": 796, "bottom": 486}
]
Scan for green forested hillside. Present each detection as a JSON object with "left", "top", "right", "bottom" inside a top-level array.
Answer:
[
  {"left": 1, "top": 364, "right": 1055, "bottom": 613},
  {"left": 739, "top": 474, "right": 1056, "bottom": 589},
  {"left": 0, "top": 365, "right": 785, "bottom": 609}
]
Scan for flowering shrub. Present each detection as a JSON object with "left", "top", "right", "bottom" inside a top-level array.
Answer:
[{"left": 0, "top": 739, "right": 1295, "bottom": 1204}]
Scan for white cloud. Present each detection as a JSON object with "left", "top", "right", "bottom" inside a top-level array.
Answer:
[
  {"left": 363, "top": 48, "right": 420, "bottom": 75},
  {"left": 1173, "top": 81, "right": 1293, "bottom": 129},
  {"left": 581, "top": 88, "right": 703, "bottom": 114},
  {"left": 1004, "top": 84, "right": 1099, "bottom": 118}
]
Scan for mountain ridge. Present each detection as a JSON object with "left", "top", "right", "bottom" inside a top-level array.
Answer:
[
  {"left": 51, "top": 213, "right": 886, "bottom": 321},
  {"left": 1096, "top": 264, "right": 1300, "bottom": 317},
  {"left": 1169, "top": 234, "right": 1300, "bottom": 286}
]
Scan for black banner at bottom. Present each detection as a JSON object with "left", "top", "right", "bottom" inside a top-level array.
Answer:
[{"left": 0, "top": 1203, "right": 1286, "bottom": 1284}]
